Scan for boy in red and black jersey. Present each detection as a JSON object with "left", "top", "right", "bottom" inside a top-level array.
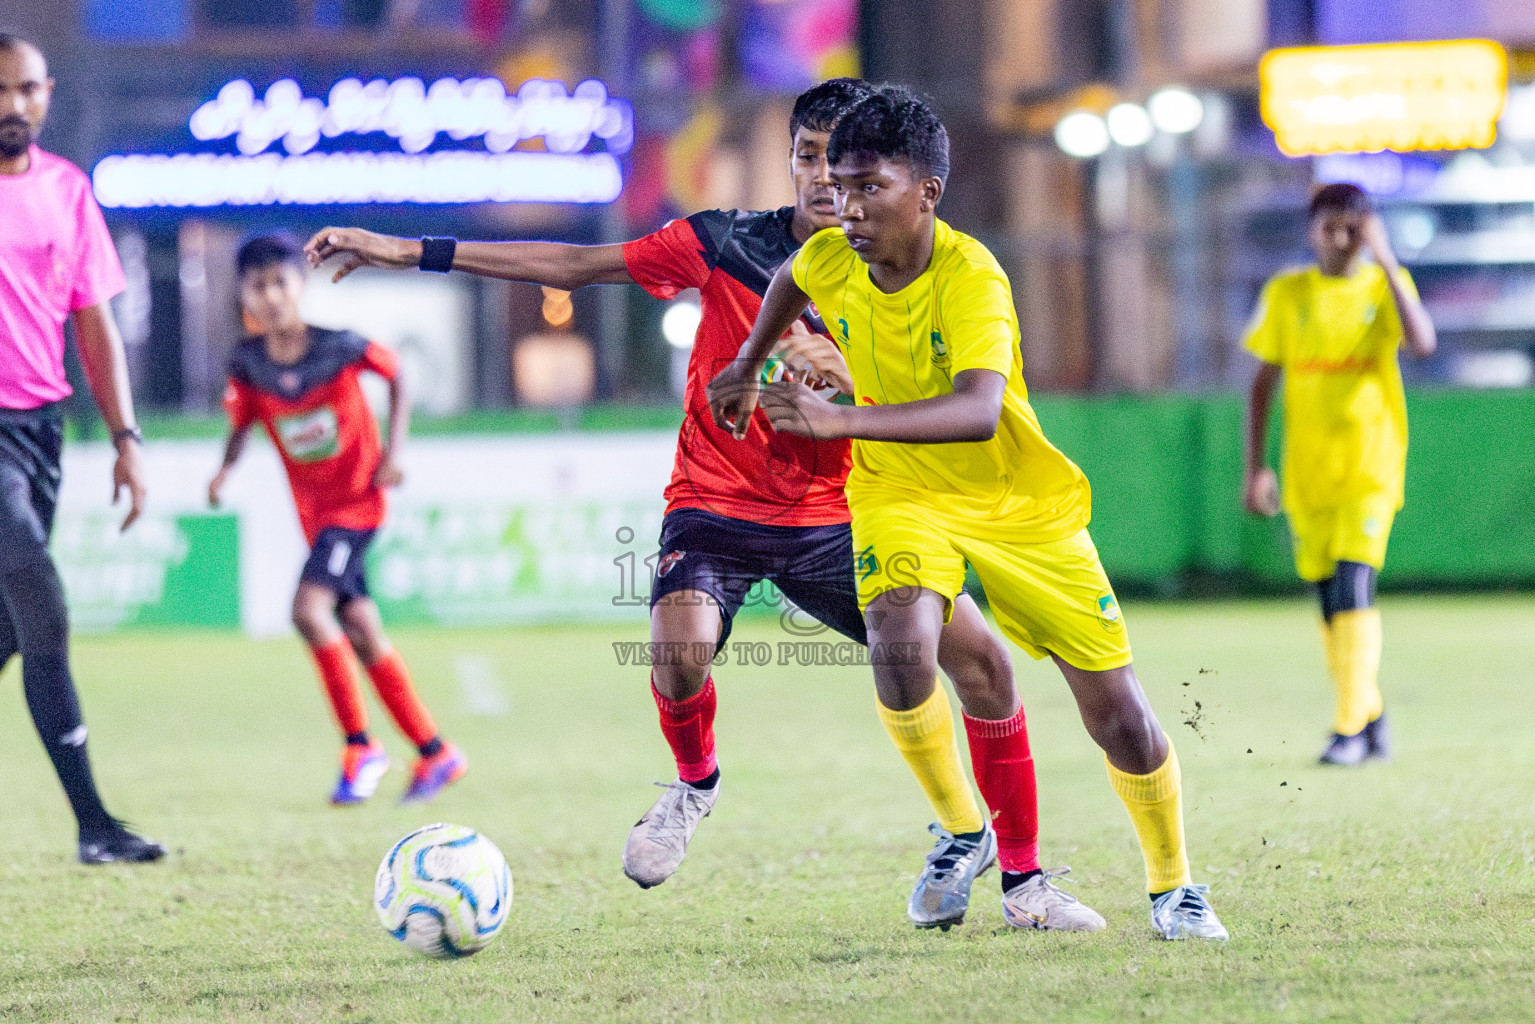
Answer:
[
  {"left": 305, "top": 81, "right": 1073, "bottom": 933},
  {"left": 209, "top": 232, "right": 465, "bottom": 806}
]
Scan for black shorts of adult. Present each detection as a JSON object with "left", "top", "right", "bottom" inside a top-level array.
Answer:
[
  {"left": 649, "top": 508, "right": 868, "bottom": 649},
  {"left": 300, "top": 526, "right": 377, "bottom": 606},
  {"left": 0, "top": 403, "right": 65, "bottom": 557}
]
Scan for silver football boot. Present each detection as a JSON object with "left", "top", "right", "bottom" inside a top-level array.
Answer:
[
  {"left": 908, "top": 822, "right": 996, "bottom": 929},
  {"left": 1150, "top": 883, "right": 1230, "bottom": 940}
]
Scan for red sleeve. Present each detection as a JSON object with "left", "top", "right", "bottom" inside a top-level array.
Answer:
[
  {"left": 622, "top": 219, "right": 711, "bottom": 300},
  {"left": 360, "top": 341, "right": 399, "bottom": 380},
  {"left": 222, "top": 378, "right": 257, "bottom": 432}
]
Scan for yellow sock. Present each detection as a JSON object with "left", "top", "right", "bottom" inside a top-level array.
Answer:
[
  {"left": 876, "top": 686, "right": 984, "bottom": 836},
  {"left": 1105, "top": 737, "right": 1192, "bottom": 894},
  {"left": 1325, "top": 608, "right": 1384, "bottom": 735}
]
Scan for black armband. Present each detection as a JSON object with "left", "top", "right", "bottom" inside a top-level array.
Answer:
[{"left": 418, "top": 236, "right": 458, "bottom": 273}]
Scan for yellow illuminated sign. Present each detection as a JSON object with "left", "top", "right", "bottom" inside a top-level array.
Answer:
[{"left": 1260, "top": 40, "right": 1507, "bottom": 156}]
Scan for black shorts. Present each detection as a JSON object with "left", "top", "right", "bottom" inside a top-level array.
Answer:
[
  {"left": 300, "top": 526, "right": 376, "bottom": 605},
  {"left": 649, "top": 508, "right": 867, "bottom": 649},
  {"left": 0, "top": 405, "right": 64, "bottom": 573}
]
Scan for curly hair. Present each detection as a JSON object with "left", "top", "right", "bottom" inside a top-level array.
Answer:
[
  {"left": 789, "top": 78, "right": 875, "bottom": 139},
  {"left": 826, "top": 86, "right": 949, "bottom": 183}
]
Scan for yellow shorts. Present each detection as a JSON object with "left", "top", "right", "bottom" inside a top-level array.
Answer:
[
  {"left": 852, "top": 505, "right": 1132, "bottom": 672},
  {"left": 1288, "top": 496, "right": 1397, "bottom": 582}
]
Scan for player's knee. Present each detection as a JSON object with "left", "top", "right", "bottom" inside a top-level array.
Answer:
[
  {"left": 1326, "top": 561, "right": 1377, "bottom": 618},
  {"left": 1095, "top": 710, "right": 1165, "bottom": 774},
  {"left": 1338, "top": 564, "right": 1375, "bottom": 614},
  {"left": 652, "top": 658, "right": 711, "bottom": 701},
  {"left": 344, "top": 627, "right": 384, "bottom": 665},
  {"left": 338, "top": 601, "right": 383, "bottom": 652},
  {"left": 1076, "top": 678, "right": 1165, "bottom": 773},
  {"left": 291, "top": 596, "right": 332, "bottom": 643},
  {"left": 0, "top": 556, "right": 70, "bottom": 654},
  {"left": 945, "top": 638, "right": 1014, "bottom": 706}
]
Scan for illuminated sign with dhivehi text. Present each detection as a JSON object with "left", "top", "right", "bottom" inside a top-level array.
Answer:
[
  {"left": 93, "top": 77, "right": 632, "bottom": 208},
  {"left": 1260, "top": 40, "right": 1506, "bottom": 157}
]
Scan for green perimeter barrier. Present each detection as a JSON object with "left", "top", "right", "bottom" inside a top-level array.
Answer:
[
  {"left": 62, "top": 392, "right": 1532, "bottom": 633},
  {"left": 1032, "top": 389, "right": 1535, "bottom": 590}
]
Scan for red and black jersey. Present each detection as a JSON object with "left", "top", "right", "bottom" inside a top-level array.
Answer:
[
  {"left": 623, "top": 207, "right": 853, "bottom": 527},
  {"left": 223, "top": 327, "right": 397, "bottom": 545}
]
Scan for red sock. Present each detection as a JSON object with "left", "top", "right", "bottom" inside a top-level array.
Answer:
[
  {"left": 963, "top": 705, "right": 1041, "bottom": 874},
  {"left": 652, "top": 675, "right": 717, "bottom": 783},
  {"left": 310, "top": 639, "right": 368, "bottom": 737},
  {"left": 364, "top": 649, "right": 439, "bottom": 748}
]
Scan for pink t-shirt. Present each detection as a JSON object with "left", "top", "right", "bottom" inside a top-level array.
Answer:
[{"left": 0, "top": 146, "right": 126, "bottom": 410}]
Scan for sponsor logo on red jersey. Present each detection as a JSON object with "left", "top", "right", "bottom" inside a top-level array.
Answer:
[{"left": 276, "top": 406, "right": 340, "bottom": 462}]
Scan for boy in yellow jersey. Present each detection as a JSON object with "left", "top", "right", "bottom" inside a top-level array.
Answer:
[
  {"left": 1243, "top": 182, "right": 1437, "bottom": 766},
  {"left": 710, "top": 87, "right": 1226, "bottom": 940}
]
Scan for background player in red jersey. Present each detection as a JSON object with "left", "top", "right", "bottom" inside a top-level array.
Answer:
[
  {"left": 208, "top": 233, "right": 465, "bottom": 805},
  {"left": 305, "top": 81, "right": 1091, "bottom": 933}
]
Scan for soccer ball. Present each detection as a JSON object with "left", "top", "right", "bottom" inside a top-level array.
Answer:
[{"left": 374, "top": 823, "right": 512, "bottom": 958}]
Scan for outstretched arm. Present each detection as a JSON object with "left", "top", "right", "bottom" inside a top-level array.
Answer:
[
  {"left": 706, "top": 260, "right": 814, "bottom": 439},
  {"left": 1363, "top": 215, "right": 1436, "bottom": 358},
  {"left": 305, "top": 227, "right": 635, "bottom": 290},
  {"left": 1244, "top": 361, "right": 1282, "bottom": 516},
  {"left": 72, "top": 302, "right": 146, "bottom": 532},
  {"left": 762, "top": 368, "right": 1005, "bottom": 444}
]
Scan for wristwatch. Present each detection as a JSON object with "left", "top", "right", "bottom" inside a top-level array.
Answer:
[{"left": 112, "top": 426, "right": 144, "bottom": 446}]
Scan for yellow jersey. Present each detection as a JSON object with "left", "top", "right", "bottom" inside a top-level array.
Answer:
[
  {"left": 791, "top": 219, "right": 1090, "bottom": 541},
  {"left": 1243, "top": 263, "right": 1415, "bottom": 514}
]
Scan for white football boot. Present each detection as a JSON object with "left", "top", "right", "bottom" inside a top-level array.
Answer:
[
  {"left": 1150, "top": 883, "right": 1230, "bottom": 940},
  {"left": 622, "top": 778, "right": 720, "bottom": 888},
  {"left": 1001, "top": 867, "right": 1107, "bottom": 932}
]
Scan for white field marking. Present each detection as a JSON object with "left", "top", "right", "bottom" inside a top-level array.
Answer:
[{"left": 454, "top": 654, "right": 510, "bottom": 718}]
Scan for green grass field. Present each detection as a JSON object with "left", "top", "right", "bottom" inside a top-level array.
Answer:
[{"left": 2, "top": 596, "right": 1533, "bottom": 1023}]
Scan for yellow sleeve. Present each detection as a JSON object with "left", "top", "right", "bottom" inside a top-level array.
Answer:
[
  {"left": 1242, "top": 277, "right": 1287, "bottom": 366},
  {"left": 942, "top": 266, "right": 1018, "bottom": 377},
  {"left": 1383, "top": 267, "right": 1418, "bottom": 348},
  {"left": 791, "top": 227, "right": 842, "bottom": 295}
]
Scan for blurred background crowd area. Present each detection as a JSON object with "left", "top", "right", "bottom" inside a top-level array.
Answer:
[{"left": 10, "top": 0, "right": 1535, "bottom": 420}]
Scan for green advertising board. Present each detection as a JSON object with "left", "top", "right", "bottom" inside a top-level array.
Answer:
[
  {"left": 54, "top": 512, "right": 240, "bottom": 631},
  {"left": 367, "top": 501, "right": 665, "bottom": 626}
]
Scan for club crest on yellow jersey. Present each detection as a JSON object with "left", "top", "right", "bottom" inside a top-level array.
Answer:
[
  {"left": 930, "top": 331, "right": 949, "bottom": 368},
  {"left": 1096, "top": 592, "right": 1124, "bottom": 632}
]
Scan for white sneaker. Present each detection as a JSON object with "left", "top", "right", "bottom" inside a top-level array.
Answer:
[
  {"left": 1150, "top": 883, "right": 1230, "bottom": 940},
  {"left": 622, "top": 779, "right": 720, "bottom": 888},
  {"left": 908, "top": 823, "right": 996, "bottom": 929},
  {"left": 1001, "top": 867, "right": 1106, "bottom": 932}
]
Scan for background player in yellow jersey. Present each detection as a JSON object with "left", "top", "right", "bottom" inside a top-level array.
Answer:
[
  {"left": 710, "top": 87, "right": 1226, "bottom": 940},
  {"left": 1243, "top": 182, "right": 1437, "bottom": 766}
]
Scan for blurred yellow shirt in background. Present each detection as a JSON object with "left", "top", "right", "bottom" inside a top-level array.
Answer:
[
  {"left": 1243, "top": 264, "right": 1415, "bottom": 514},
  {"left": 791, "top": 220, "right": 1090, "bottom": 541}
]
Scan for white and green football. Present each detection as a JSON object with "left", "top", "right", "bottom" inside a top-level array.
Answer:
[{"left": 374, "top": 823, "right": 512, "bottom": 958}]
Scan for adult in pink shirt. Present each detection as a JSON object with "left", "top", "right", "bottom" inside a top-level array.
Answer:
[{"left": 0, "top": 33, "right": 162, "bottom": 863}]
